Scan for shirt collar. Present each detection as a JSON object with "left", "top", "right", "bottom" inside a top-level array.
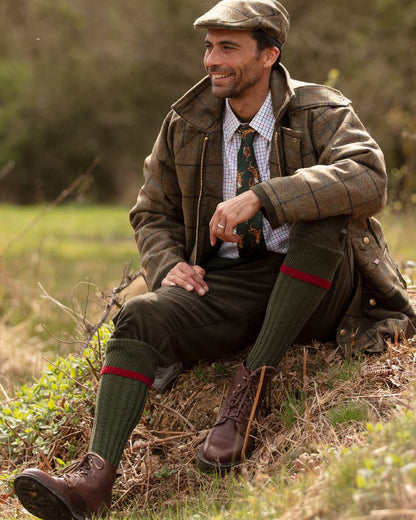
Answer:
[{"left": 223, "top": 91, "right": 275, "bottom": 143}]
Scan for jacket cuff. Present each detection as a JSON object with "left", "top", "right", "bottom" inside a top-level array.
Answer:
[{"left": 251, "top": 183, "right": 283, "bottom": 229}]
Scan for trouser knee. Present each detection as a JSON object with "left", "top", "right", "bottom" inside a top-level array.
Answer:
[
  {"left": 289, "top": 215, "right": 350, "bottom": 252},
  {"left": 111, "top": 292, "right": 160, "bottom": 343}
]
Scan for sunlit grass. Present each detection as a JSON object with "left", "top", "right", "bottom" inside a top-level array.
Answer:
[
  {"left": 1, "top": 204, "right": 416, "bottom": 519},
  {"left": 0, "top": 203, "right": 140, "bottom": 390}
]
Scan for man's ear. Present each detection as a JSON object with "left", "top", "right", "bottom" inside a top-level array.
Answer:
[{"left": 263, "top": 46, "right": 280, "bottom": 68}]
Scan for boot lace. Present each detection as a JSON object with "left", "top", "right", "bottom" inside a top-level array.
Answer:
[
  {"left": 62, "top": 454, "right": 96, "bottom": 481},
  {"left": 223, "top": 372, "right": 261, "bottom": 422}
]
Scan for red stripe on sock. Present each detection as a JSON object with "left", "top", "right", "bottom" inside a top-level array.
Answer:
[
  {"left": 100, "top": 366, "right": 153, "bottom": 388},
  {"left": 280, "top": 264, "right": 331, "bottom": 290}
]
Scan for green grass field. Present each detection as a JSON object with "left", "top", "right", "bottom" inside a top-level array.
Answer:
[
  {"left": 0, "top": 203, "right": 415, "bottom": 391},
  {"left": 1, "top": 204, "right": 416, "bottom": 520},
  {"left": 0, "top": 204, "right": 140, "bottom": 391}
]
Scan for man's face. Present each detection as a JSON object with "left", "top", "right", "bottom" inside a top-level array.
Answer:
[{"left": 203, "top": 28, "right": 270, "bottom": 100}]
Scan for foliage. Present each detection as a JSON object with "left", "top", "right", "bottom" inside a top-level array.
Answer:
[
  {"left": 0, "top": 324, "right": 112, "bottom": 473},
  {"left": 324, "top": 413, "right": 416, "bottom": 518},
  {"left": 0, "top": 203, "right": 139, "bottom": 386},
  {"left": 0, "top": 0, "right": 415, "bottom": 204}
]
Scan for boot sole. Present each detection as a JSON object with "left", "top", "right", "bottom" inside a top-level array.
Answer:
[
  {"left": 197, "top": 446, "right": 250, "bottom": 474},
  {"left": 14, "top": 474, "right": 85, "bottom": 520}
]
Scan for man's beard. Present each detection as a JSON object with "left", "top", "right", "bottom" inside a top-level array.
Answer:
[{"left": 209, "top": 74, "right": 259, "bottom": 99}]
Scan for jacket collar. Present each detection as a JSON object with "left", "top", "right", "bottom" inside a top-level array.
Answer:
[{"left": 171, "top": 64, "right": 296, "bottom": 133}]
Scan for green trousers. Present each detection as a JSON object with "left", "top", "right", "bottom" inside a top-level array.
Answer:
[
  {"left": 90, "top": 216, "right": 355, "bottom": 466},
  {"left": 110, "top": 217, "right": 355, "bottom": 368}
]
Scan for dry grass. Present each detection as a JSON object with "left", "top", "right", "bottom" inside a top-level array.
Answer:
[
  {"left": 0, "top": 317, "right": 47, "bottom": 398},
  {"left": 2, "top": 295, "right": 416, "bottom": 519}
]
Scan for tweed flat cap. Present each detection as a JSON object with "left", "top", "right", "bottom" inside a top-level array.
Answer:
[{"left": 194, "top": 0, "right": 290, "bottom": 46}]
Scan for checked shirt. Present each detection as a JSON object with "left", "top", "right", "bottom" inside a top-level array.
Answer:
[{"left": 219, "top": 92, "right": 290, "bottom": 259}]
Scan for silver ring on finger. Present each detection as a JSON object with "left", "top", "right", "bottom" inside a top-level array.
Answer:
[{"left": 217, "top": 223, "right": 226, "bottom": 229}]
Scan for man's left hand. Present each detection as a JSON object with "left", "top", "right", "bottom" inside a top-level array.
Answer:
[{"left": 209, "top": 190, "right": 262, "bottom": 246}]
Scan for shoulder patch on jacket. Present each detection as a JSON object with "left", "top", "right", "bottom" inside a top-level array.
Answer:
[{"left": 288, "top": 80, "right": 351, "bottom": 111}]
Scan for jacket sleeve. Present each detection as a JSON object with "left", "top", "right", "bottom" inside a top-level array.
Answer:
[
  {"left": 129, "top": 112, "right": 186, "bottom": 291},
  {"left": 251, "top": 104, "right": 388, "bottom": 229}
]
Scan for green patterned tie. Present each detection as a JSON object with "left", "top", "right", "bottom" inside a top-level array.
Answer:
[{"left": 236, "top": 125, "right": 266, "bottom": 259}]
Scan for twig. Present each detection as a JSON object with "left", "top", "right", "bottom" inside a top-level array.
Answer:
[
  {"left": 83, "top": 265, "right": 144, "bottom": 348},
  {"left": 38, "top": 283, "right": 89, "bottom": 325},
  {"left": 351, "top": 510, "right": 416, "bottom": 519},
  {"left": 3, "top": 419, "right": 32, "bottom": 448},
  {"left": 241, "top": 366, "right": 266, "bottom": 462},
  {"left": 85, "top": 357, "right": 100, "bottom": 382},
  {"left": 152, "top": 402, "right": 196, "bottom": 431},
  {"left": 0, "top": 396, "right": 19, "bottom": 406},
  {"left": 348, "top": 332, "right": 355, "bottom": 362},
  {"left": 303, "top": 346, "right": 308, "bottom": 384},
  {"left": 303, "top": 347, "right": 312, "bottom": 439},
  {"left": 394, "top": 326, "right": 399, "bottom": 349},
  {"left": 134, "top": 431, "right": 197, "bottom": 450},
  {"left": 39, "top": 451, "right": 54, "bottom": 472},
  {"left": 0, "top": 158, "right": 100, "bottom": 258},
  {"left": 112, "top": 484, "right": 138, "bottom": 509},
  {"left": 0, "top": 382, "right": 10, "bottom": 401},
  {"left": 40, "top": 324, "right": 85, "bottom": 346}
]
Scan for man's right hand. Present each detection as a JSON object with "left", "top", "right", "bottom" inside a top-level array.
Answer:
[{"left": 161, "top": 262, "right": 209, "bottom": 296}]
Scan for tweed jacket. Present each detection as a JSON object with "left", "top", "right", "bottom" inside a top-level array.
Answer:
[{"left": 130, "top": 65, "right": 416, "bottom": 352}]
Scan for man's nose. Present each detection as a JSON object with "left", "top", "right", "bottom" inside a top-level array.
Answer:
[{"left": 204, "top": 47, "right": 221, "bottom": 68}]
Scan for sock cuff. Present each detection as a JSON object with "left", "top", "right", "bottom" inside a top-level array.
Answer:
[
  {"left": 281, "top": 237, "right": 344, "bottom": 286},
  {"left": 103, "top": 339, "right": 159, "bottom": 384},
  {"left": 100, "top": 366, "right": 153, "bottom": 388}
]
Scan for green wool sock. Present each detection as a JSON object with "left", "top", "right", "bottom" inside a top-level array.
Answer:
[
  {"left": 89, "top": 339, "right": 159, "bottom": 468},
  {"left": 247, "top": 237, "right": 344, "bottom": 370}
]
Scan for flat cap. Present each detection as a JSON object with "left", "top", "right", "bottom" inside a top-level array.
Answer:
[{"left": 194, "top": 0, "right": 290, "bottom": 46}]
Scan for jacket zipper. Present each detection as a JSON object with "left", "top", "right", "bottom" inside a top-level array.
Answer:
[
  {"left": 193, "top": 135, "right": 209, "bottom": 266},
  {"left": 274, "top": 129, "right": 283, "bottom": 177}
]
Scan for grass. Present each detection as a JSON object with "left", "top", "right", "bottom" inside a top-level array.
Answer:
[
  {"left": 1, "top": 203, "right": 416, "bottom": 519},
  {"left": 0, "top": 203, "right": 140, "bottom": 392},
  {"left": 327, "top": 400, "right": 369, "bottom": 427}
]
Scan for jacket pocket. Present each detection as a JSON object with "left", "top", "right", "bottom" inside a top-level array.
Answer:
[{"left": 281, "top": 127, "right": 303, "bottom": 176}]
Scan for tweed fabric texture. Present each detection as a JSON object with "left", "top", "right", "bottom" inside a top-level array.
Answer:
[
  {"left": 130, "top": 64, "right": 416, "bottom": 351},
  {"left": 194, "top": 0, "right": 290, "bottom": 45}
]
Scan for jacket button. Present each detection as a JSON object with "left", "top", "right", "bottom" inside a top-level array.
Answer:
[
  {"left": 369, "top": 298, "right": 377, "bottom": 306},
  {"left": 339, "top": 329, "right": 347, "bottom": 337},
  {"left": 363, "top": 237, "right": 371, "bottom": 245},
  {"left": 292, "top": 138, "right": 298, "bottom": 143}
]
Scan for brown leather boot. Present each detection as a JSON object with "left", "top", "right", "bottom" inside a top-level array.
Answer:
[
  {"left": 13, "top": 453, "right": 116, "bottom": 520},
  {"left": 197, "top": 363, "right": 276, "bottom": 472}
]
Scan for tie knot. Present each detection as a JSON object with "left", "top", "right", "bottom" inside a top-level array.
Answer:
[{"left": 239, "top": 125, "right": 256, "bottom": 145}]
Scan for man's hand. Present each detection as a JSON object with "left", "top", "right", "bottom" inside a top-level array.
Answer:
[
  {"left": 209, "top": 190, "right": 262, "bottom": 246},
  {"left": 161, "top": 262, "right": 209, "bottom": 296}
]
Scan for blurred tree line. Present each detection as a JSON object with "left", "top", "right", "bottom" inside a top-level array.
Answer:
[{"left": 0, "top": 0, "right": 415, "bottom": 206}]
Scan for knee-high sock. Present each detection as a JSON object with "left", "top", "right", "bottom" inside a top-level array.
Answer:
[
  {"left": 89, "top": 339, "right": 159, "bottom": 468},
  {"left": 247, "top": 237, "right": 344, "bottom": 370}
]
